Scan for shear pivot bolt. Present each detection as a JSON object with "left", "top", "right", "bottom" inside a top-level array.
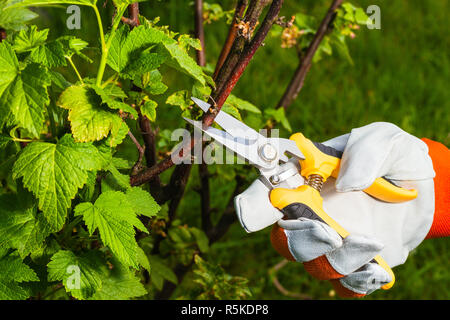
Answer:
[{"left": 259, "top": 143, "right": 277, "bottom": 162}]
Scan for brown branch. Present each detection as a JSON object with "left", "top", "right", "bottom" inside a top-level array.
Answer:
[
  {"left": 194, "top": 0, "right": 206, "bottom": 67},
  {"left": 127, "top": 130, "right": 146, "bottom": 175},
  {"left": 211, "top": 0, "right": 268, "bottom": 100},
  {"left": 269, "top": 259, "right": 312, "bottom": 300},
  {"left": 199, "top": 159, "right": 212, "bottom": 233},
  {"left": 212, "top": 0, "right": 248, "bottom": 80},
  {"left": 276, "top": 0, "right": 343, "bottom": 109},
  {"left": 130, "top": 0, "right": 283, "bottom": 187},
  {"left": 203, "top": 0, "right": 284, "bottom": 125},
  {"left": 0, "top": 28, "right": 6, "bottom": 42}
]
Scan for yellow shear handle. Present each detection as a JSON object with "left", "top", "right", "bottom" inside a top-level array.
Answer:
[
  {"left": 270, "top": 186, "right": 395, "bottom": 289},
  {"left": 291, "top": 133, "right": 418, "bottom": 203}
]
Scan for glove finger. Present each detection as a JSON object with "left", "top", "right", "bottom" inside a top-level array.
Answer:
[
  {"left": 334, "top": 122, "right": 435, "bottom": 192},
  {"left": 276, "top": 218, "right": 342, "bottom": 262},
  {"left": 336, "top": 263, "right": 393, "bottom": 296},
  {"left": 325, "top": 234, "right": 384, "bottom": 275}
]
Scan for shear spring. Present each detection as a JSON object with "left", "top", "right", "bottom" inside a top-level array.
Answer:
[{"left": 306, "top": 174, "right": 324, "bottom": 192}]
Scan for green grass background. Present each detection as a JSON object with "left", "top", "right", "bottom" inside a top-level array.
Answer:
[{"left": 36, "top": 0, "right": 449, "bottom": 299}]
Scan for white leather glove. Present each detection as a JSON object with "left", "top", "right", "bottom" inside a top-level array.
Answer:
[{"left": 234, "top": 122, "right": 436, "bottom": 297}]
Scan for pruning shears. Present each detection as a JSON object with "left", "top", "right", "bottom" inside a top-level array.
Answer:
[{"left": 185, "top": 97, "right": 419, "bottom": 290}]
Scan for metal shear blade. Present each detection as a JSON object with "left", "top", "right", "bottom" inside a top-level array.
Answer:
[{"left": 185, "top": 98, "right": 305, "bottom": 173}]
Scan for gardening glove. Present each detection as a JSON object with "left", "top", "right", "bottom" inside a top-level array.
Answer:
[{"left": 235, "top": 122, "right": 447, "bottom": 297}]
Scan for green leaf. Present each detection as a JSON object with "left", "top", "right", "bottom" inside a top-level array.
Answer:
[
  {"left": 190, "top": 228, "right": 209, "bottom": 253},
  {"left": 107, "top": 25, "right": 169, "bottom": 74},
  {"left": 125, "top": 187, "right": 160, "bottom": 218},
  {"left": 148, "top": 255, "right": 177, "bottom": 290},
  {"left": 7, "top": 0, "right": 98, "bottom": 8},
  {"left": 105, "top": 118, "right": 129, "bottom": 147},
  {"left": 161, "top": 41, "right": 206, "bottom": 85},
  {"left": 166, "top": 90, "right": 191, "bottom": 111},
  {"left": 136, "top": 246, "right": 150, "bottom": 272},
  {"left": 123, "top": 52, "right": 167, "bottom": 79},
  {"left": 137, "top": 70, "right": 168, "bottom": 95},
  {"left": 28, "top": 40, "right": 67, "bottom": 67},
  {"left": 47, "top": 250, "right": 104, "bottom": 300},
  {"left": 354, "top": 7, "right": 369, "bottom": 24},
  {"left": 0, "top": 193, "right": 53, "bottom": 258},
  {"left": 106, "top": 162, "right": 131, "bottom": 190},
  {"left": 264, "top": 108, "right": 292, "bottom": 132},
  {"left": 108, "top": 24, "right": 206, "bottom": 84},
  {"left": 141, "top": 99, "right": 157, "bottom": 121},
  {"left": 0, "top": 1, "right": 38, "bottom": 31},
  {"left": 221, "top": 104, "right": 242, "bottom": 121},
  {"left": 57, "top": 84, "right": 124, "bottom": 142},
  {"left": 224, "top": 94, "right": 261, "bottom": 114},
  {"left": 12, "top": 135, "right": 105, "bottom": 230},
  {"left": 0, "top": 253, "right": 39, "bottom": 300},
  {"left": 12, "top": 26, "right": 49, "bottom": 52},
  {"left": 178, "top": 34, "right": 202, "bottom": 51},
  {"left": 0, "top": 254, "right": 39, "bottom": 282},
  {"left": 74, "top": 191, "right": 148, "bottom": 268},
  {"left": 89, "top": 257, "right": 147, "bottom": 300},
  {"left": 0, "top": 43, "right": 51, "bottom": 137},
  {"left": 332, "top": 35, "right": 354, "bottom": 65},
  {"left": 90, "top": 84, "right": 137, "bottom": 118}
]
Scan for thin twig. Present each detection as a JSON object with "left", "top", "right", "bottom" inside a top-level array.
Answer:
[
  {"left": 276, "top": 0, "right": 343, "bottom": 109},
  {"left": 194, "top": 0, "right": 206, "bottom": 67},
  {"left": 268, "top": 259, "right": 312, "bottom": 300},
  {"left": 127, "top": 131, "right": 146, "bottom": 175},
  {"left": 199, "top": 160, "right": 212, "bottom": 233}
]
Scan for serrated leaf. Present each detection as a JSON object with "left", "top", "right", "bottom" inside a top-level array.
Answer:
[
  {"left": 0, "top": 281, "right": 30, "bottom": 300},
  {"left": 148, "top": 255, "right": 177, "bottom": 290},
  {"left": 106, "top": 162, "right": 131, "bottom": 190},
  {"left": 161, "top": 41, "right": 206, "bottom": 85},
  {"left": 125, "top": 187, "right": 160, "bottom": 218},
  {"left": 90, "top": 84, "right": 137, "bottom": 118},
  {"left": 0, "top": 254, "right": 39, "bottom": 282},
  {"left": 28, "top": 40, "right": 67, "bottom": 68},
  {"left": 107, "top": 25, "right": 169, "bottom": 74},
  {"left": 141, "top": 99, "right": 157, "bottom": 121},
  {"left": 136, "top": 246, "right": 150, "bottom": 272},
  {"left": 0, "top": 42, "right": 51, "bottom": 137},
  {"left": 57, "top": 85, "right": 123, "bottom": 142},
  {"left": 12, "top": 134, "right": 105, "bottom": 230},
  {"left": 0, "top": 193, "right": 53, "bottom": 258},
  {"left": 47, "top": 250, "right": 104, "bottom": 300},
  {"left": 166, "top": 90, "right": 191, "bottom": 110},
  {"left": 89, "top": 257, "right": 147, "bottom": 300},
  {"left": 105, "top": 118, "right": 129, "bottom": 147},
  {"left": 108, "top": 24, "right": 206, "bottom": 84},
  {"left": 0, "top": 253, "right": 39, "bottom": 300},
  {"left": 137, "top": 70, "right": 168, "bottom": 95},
  {"left": 74, "top": 191, "right": 148, "bottom": 268},
  {"left": 123, "top": 52, "right": 167, "bottom": 79},
  {"left": 12, "top": 25, "right": 49, "bottom": 53}
]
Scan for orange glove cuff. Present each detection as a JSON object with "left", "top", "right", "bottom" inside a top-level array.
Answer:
[{"left": 422, "top": 138, "right": 450, "bottom": 239}]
